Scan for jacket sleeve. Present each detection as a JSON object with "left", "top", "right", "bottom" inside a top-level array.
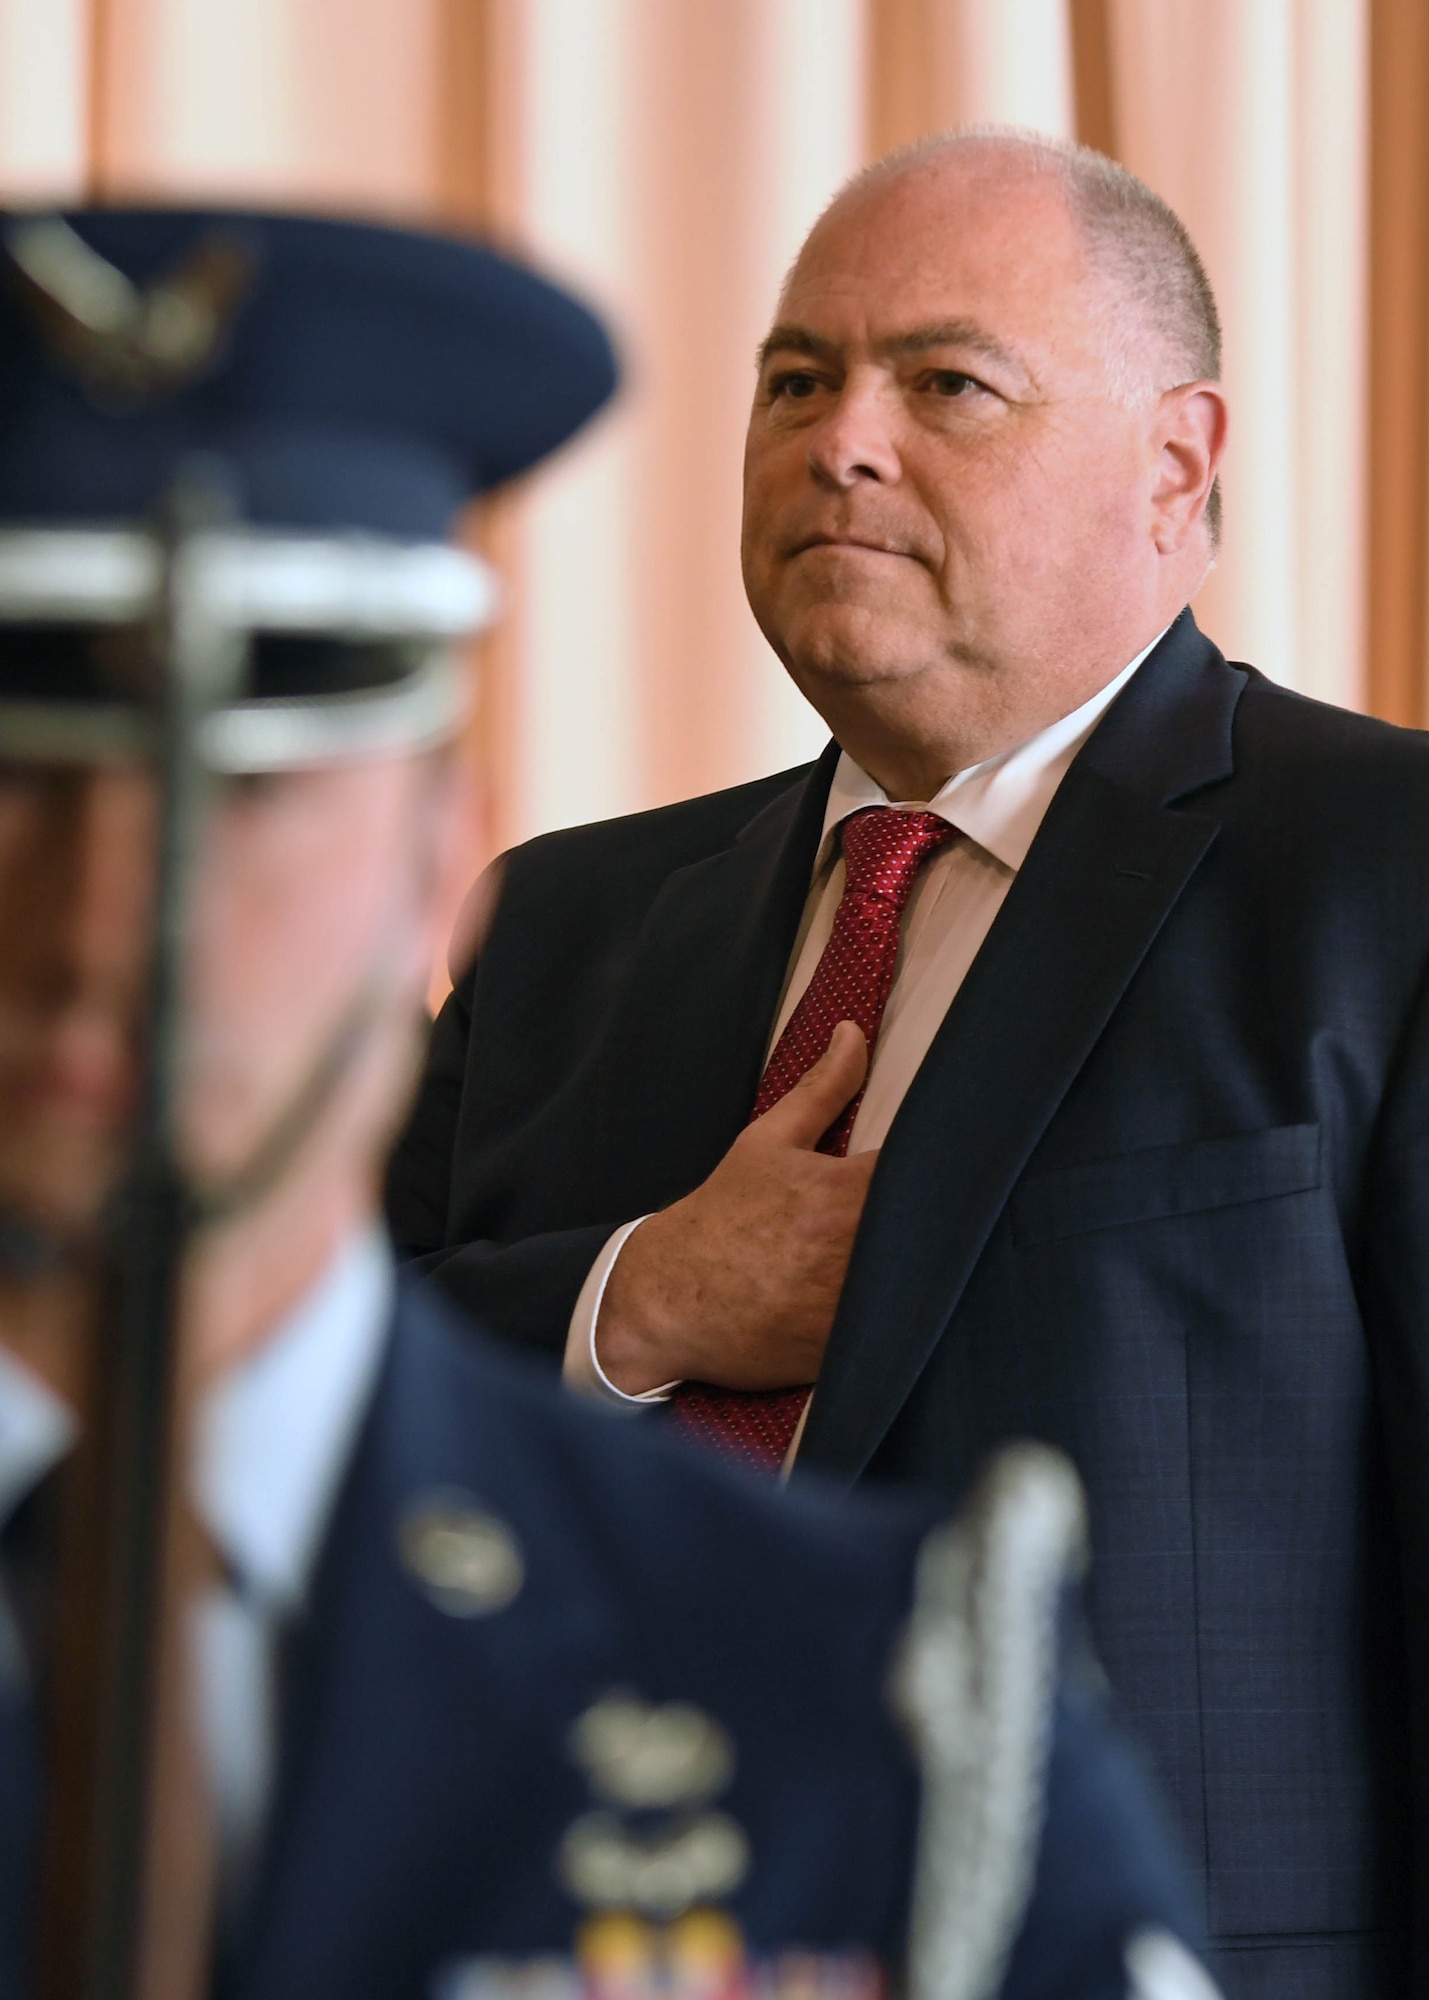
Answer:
[
  {"left": 384, "top": 767, "right": 819, "bottom": 1366},
  {"left": 1356, "top": 950, "right": 1429, "bottom": 1985}
]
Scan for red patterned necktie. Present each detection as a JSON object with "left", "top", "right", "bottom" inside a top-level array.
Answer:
[{"left": 672, "top": 805, "right": 956, "bottom": 1471}]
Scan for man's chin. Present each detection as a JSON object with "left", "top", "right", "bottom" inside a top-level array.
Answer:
[
  {"left": 782, "top": 626, "right": 948, "bottom": 698},
  {"left": 0, "top": 1148, "right": 122, "bottom": 1264}
]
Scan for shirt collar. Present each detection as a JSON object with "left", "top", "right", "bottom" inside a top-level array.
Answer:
[
  {"left": 818, "top": 629, "right": 1167, "bottom": 874},
  {"left": 196, "top": 1226, "right": 393, "bottom": 1617},
  {"left": 0, "top": 1226, "right": 392, "bottom": 1620},
  {"left": 0, "top": 1344, "right": 75, "bottom": 1531}
]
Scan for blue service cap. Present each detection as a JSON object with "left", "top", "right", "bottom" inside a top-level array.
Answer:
[
  {"left": 0, "top": 207, "right": 620, "bottom": 769},
  {"left": 0, "top": 206, "right": 618, "bottom": 536}
]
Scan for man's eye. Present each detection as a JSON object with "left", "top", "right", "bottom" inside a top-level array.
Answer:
[
  {"left": 922, "top": 369, "right": 981, "bottom": 398},
  {"left": 768, "top": 370, "right": 823, "bottom": 401},
  {"left": 0, "top": 761, "right": 41, "bottom": 796},
  {"left": 222, "top": 769, "right": 291, "bottom": 806}
]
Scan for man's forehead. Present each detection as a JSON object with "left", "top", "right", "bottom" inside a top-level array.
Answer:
[
  {"left": 771, "top": 162, "right": 1096, "bottom": 374},
  {"left": 810, "top": 145, "right": 1081, "bottom": 256}
]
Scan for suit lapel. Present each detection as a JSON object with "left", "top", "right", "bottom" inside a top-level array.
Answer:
[
  {"left": 799, "top": 614, "right": 1247, "bottom": 1482},
  {"left": 592, "top": 743, "right": 838, "bottom": 1215}
]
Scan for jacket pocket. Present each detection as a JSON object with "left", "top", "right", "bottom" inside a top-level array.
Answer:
[{"left": 1012, "top": 1123, "right": 1322, "bottom": 1245}]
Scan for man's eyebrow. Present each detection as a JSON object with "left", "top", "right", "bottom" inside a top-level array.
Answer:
[
  {"left": 879, "top": 320, "right": 1028, "bottom": 378},
  {"left": 755, "top": 318, "right": 1031, "bottom": 382},
  {"left": 755, "top": 324, "right": 838, "bottom": 371}
]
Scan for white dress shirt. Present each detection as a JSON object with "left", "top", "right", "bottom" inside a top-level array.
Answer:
[
  {"left": 564, "top": 635, "right": 1165, "bottom": 1412},
  {"left": 0, "top": 1348, "right": 76, "bottom": 1686},
  {"left": 0, "top": 1225, "right": 392, "bottom": 1897}
]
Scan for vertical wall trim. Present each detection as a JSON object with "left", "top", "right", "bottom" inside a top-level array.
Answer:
[
  {"left": 1068, "top": 0, "right": 1116, "bottom": 153},
  {"left": 1366, "top": 0, "right": 1429, "bottom": 725},
  {"left": 867, "top": 0, "right": 936, "bottom": 159},
  {"left": 430, "top": 0, "right": 527, "bottom": 874},
  {"left": 434, "top": 0, "right": 489, "bottom": 226},
  {"left": 84, "top": 0, "right": 120, "bottom": 193}
]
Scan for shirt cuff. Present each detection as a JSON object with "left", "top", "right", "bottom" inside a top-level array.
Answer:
[{"left": 562, "top": 1217, "right": 680, "bottom": 1406}]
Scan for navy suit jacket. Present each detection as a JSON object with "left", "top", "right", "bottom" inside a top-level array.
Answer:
[
  {"left": 2, "top": 1282, "right": 1200, "bottom": 1999},
  {"left": 389, "top": 612, "right": 1429, "bottom": 1999}
]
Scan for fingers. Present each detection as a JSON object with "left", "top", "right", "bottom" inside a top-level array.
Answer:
[{"left": 754, "top": 1019, "right": 869, "bottom": 1149}]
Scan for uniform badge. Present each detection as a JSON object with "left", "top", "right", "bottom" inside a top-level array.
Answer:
[
  {"left": 433, "top": 1912, "right": 885, "bottom": 2000},
  {"left": 559, "top": 1690, "right": 747, "bottom": 1916},
  {"left": 570, "top": 1692, "right": 735, "bottom": 1809},
  {"left": 580, "top": 1910, "right": 746, "bottom": 2000},
  {"left": 556, "top": 1808, "right": 749, "bottom": 1918},
  {"left": 432, "top": 1689, "right": 884, "bottom": 2000},
  {"left": 397, "top": 1488, "right": 525, "bottom": 1615}
]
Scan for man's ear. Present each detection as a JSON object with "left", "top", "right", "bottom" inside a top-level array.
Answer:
[
  {"left": 398, "top": 742, "right": 478, "bottom": 1005},
  {"left": 1149, "top": 382, "right": 1228, "bottom": 554},
  {"left": 448, "top": 853, "right": 505, "bottom": 987}
]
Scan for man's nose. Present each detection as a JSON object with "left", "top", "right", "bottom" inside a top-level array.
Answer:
[
  {"left": 49, "top": 767, "right": 158, "bottom": 995},
  {"left": 805, "top": 378, "right": 902, "bottom": 489}
]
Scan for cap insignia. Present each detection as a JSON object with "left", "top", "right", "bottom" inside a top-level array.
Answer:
[
  {"left": 6, "top": 216, "right": 254, "bottom": 407},
  {"left": 555, "top": 1809, "right": 750, "bottom": 1919}
]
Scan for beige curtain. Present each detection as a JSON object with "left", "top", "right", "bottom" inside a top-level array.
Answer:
[
  {"left": 0, "top": 0, "right": 1425, "bottom": 897},
  {"left": 871, "top": 0, "right": 1369, "bottom": 714},
  {"left": 457, "top": 0, "right": 864, "bottom": 852},
  {"left": 453, "top": 0, "right": 1420, "bottom": 817}
]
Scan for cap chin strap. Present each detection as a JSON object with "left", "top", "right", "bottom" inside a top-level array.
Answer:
[
  {"left": 183, "top": 953, "right": 395, "bottom": 1229},
  {"left": 0, "top": 937, "right": 405, "bottom": 1283},
  {"left": 0, "top": 1207, "right": 77, "bottom": 1281}
]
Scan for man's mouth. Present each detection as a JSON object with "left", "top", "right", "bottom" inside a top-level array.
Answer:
[
  {"left": 0, "top": 1024, "right": 136, "bottom": 1129},
  {"left": 791, "top": 532, "right": 916, "bottom": 560}
]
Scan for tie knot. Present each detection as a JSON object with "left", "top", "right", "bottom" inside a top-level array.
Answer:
[{"left": 839, "top": 807, "right": 954, "bottom": 906}]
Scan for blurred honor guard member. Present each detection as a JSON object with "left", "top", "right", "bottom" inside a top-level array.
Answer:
[
  {"left": 0, "top": 210, "right": 1212, "bottom": 2000},
  {"left": 390, "top": 131, "right": 1429, "bottom": 1999}
]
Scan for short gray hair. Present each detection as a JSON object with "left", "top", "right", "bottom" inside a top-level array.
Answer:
[{"left": 832, "top": 128, "right": 1223, "bottom": 541}]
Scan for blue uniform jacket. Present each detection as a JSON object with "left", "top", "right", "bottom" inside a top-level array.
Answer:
[{"left": 2, "top": 1280, "right": 1202, "bottom": 1998}]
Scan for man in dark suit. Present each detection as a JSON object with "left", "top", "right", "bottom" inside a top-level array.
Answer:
[
  {"left": 388, "top": 131, "right": 1429, "bottom": 1998},
  {"left": 0, "top": 206, "right": 1212, "bottom": 1998}
]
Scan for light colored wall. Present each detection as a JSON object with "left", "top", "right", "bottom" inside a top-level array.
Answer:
[{"left": 0, "top": 0, "right": 88, "bottom": 197}]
